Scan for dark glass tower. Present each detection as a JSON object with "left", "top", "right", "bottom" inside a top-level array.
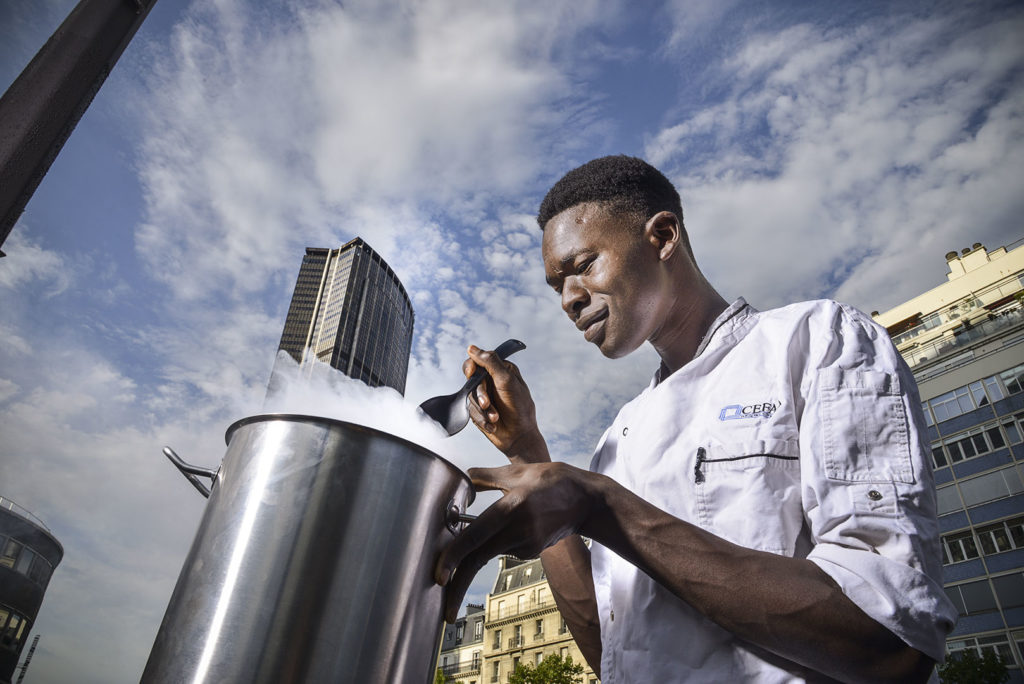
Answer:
[
  {"left": 0, "top": 497, "right": 62, "bottom": 684},
  {"left": 277, "top": 238, "right": 415, "bottom": 394}
]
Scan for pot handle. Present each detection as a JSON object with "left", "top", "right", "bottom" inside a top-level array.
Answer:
[
  {"left": 445, "top": 504, "right": 478, "bottom": 534},
  {"left": 163, "top": 446, "right": 218, "bottom": 499}
]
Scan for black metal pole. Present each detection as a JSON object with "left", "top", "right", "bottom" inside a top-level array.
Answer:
[{"left": 0, "top": 0, "right": 160, "bottom": 257}]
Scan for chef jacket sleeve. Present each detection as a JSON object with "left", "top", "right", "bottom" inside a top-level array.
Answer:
[{"left": 799, "top": 302, "right": 957, "bottom": 663}]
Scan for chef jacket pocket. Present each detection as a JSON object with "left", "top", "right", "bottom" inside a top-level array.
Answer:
[
  {"left": 694, "top": 439, "right": 801, "bottom": 555},
  {"left": 819, "top": 368, "right": 914, "bottom": 484}
]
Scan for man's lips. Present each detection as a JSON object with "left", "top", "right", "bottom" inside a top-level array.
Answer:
[{"left": 577, "top": 310, "right": 609, "bottom": 341}]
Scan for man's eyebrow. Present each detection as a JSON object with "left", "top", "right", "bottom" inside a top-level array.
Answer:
[{"left": 545, "top": 247, "right": 590, "bottom": 287}]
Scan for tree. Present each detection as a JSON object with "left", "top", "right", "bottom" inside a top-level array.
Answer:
[
  {"left": 434, "top": 667, "right": 465, "bottom": 684},
  {"left": 508, "top": 654, "right": 585, "bottom": 684},
  {"left": 938, "top": 649, "right": 1010, "bottom": 684}
]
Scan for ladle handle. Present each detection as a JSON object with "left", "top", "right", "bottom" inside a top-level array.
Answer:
[
  {"left": 163, "top": 446, "right": 218, "bottom": 498},
  {"left": 462, "top": 338, "right": 527, "bottom": 394}
]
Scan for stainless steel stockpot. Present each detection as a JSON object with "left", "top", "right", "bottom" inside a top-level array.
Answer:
[{"left": 143, "top": 414, "right": 473, "bottom": 684}]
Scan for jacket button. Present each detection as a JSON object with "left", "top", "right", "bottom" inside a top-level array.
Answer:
[
  {"left": 622, "top": 427, "right": 629, "bottom": 436},
  {"left": 868, "top": 490, "right": 882, "bottom": 501}
]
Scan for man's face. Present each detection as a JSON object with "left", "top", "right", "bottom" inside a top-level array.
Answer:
[{"left": 542, "top": 203, "right": 668, "bottom": 358}]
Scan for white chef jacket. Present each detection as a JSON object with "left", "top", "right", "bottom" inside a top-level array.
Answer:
[{"left": 589, "top": 298, "right": 957, "bottom": 683}]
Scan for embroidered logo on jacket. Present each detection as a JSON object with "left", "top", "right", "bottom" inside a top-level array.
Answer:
[{"left": 718, "top": 401, "right": 779, "bottom": 421}]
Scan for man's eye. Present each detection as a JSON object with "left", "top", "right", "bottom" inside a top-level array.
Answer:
[{"left": 577, "top": 258, "right": 594, "bottom": 274}]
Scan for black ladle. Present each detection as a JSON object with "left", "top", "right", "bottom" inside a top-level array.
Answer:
[{"left": 418, "top": 339, "right": 526, "bottom": 435}]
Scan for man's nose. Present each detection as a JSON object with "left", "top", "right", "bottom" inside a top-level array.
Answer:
[{"left": 561, "top": 279, "right": 587, "bottom": 317}]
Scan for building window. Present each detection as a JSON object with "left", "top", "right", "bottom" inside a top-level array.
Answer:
[
  {"left": 493, "top": 629, "right": 501, "bottom": 650},
  {"left": 560, "top": 646, "right": 569, "bottom": 659},
  {"left": 535, "top": 651, "right": 543, "bottom": 665},
  {"left": 976, "top": 517, "right": 1024, "bottom": 556},
  {"left": 957, "top": 467, "right": 1024, "bottom": 508},
  {"left": 945, "top": 579, "right": 999, "bottom": 616},
  {"left": 923, "top": 367, "right": 1021, "bottom": 424},
  {"left": 1002, "top": 412, "right": 1024, "bottom": 444},
  {"left": 936, "top": 484, "right": 962, "bottom": 516},
  {"left": 947, "top": 634, "right": 1018, "bottom": 669},
  {"left": 456, "top": 623, "right": 464, "bottom": 643},
  {"left": 559, "top": 617, "right": 568, "bottom": 634},
  {"left": 1001, "top": 363, "right": 1024, "bottom": 395},
  {"left": 992, "top": 572, "right": 1024, "bottom": 610},
  {"left": 535, "top": 618, "right": 544, "bottom": 637},
  {"left": 474, "top": 620, "right": 482, "bottom": 639},
  {"left": 944, "top": 425, "right": 1006, "bottom": 463},
  {"left": 0, "top": 538, "right": 21, "bottom": 568},
  {"left": 0, "top": 607, "right": 28, "bottom": 649},
  {"left": 491, "top": 662, "right": 499, "bottom": 683},
  {"left": 930, "top": 387, "right": 975, "bottom": 422},
  {"left": 942, "top": 530, "right": 980, "bottom": 564}
]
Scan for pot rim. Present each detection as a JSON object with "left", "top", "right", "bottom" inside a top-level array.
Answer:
[{"left": 225, "top": 413, "right": 474, "bottom": 493}]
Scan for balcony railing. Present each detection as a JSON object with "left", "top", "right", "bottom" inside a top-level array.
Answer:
[
  {"left": 900, "top": 307, "right": 1024, "bottom": 371},
  {"left": 508, "top": 636, "right": 524, "bottom": 648},
  {"left": 440, "top": 660, "right": 481, "bottom": 676},
  {"left": 533, "top": 632, "right": 545, "bottom": 641},
  {"left": 0, "top": 496, "right": 52, "bottom": 532},
  {"left": 489, "top": 597, "right": 553, "bottom": 621}
]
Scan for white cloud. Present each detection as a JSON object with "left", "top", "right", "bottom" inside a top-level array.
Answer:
[
  {"left": 6, "top": 2, "right": 1023, "bottom": 681},
  {"left": 0, "top": 377, "right": 18, "bottom": 403},
  {"left": 0, "top": 225, "right": 71, "bottom": 296},
  {"left": 647, "top": 6, "right": 1024, "bottom": 313},
  {"left": 133, "top": 0, "right": 619, "bottom": 306}
]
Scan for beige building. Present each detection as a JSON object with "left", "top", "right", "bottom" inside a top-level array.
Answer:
[
  {"left": 438, "top": 603, "right": 486, "bottom": 683},
  {"left": 872, "top": 240, "right": 1024, "bottom": 369},
  {"left": 873, "top": 238, "right": 1024, "bottom": 675},
  {"left": 482, "top": 556, "right": 598, "bottom": 684}
]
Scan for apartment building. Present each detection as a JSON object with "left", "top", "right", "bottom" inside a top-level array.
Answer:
[{"left": 873, "top": 240, "right": 1024, "bottom": 681}]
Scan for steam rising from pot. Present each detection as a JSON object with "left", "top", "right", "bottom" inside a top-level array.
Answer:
[{"left": 263, "top": 351, "right": 459, "bottom": 466}]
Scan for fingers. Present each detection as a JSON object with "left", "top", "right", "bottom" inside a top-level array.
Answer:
[
  {"left": 435, "top": 495, "right": 511, "bottom": 592},
  {"left": 468, "top": 465, "right": 516, "bottom": 492},
  {"left": 468, "top": 345, "right": 515, "bottom": 386}
]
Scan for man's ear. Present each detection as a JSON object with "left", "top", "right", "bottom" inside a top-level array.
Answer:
[{"left": 644, "top": 211, "right": 681, "bottom": 261}]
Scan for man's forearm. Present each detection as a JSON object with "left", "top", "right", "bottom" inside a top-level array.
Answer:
[
  {"left": 583, "top": 472, "right": 934, "bottom": 684},
  {"left": 539, "top": 535, "right": 601, "bottom": 676}
]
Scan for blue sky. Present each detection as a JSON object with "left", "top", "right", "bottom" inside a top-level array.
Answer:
[{"left": 1, "top": 0, "right": 1022, "bottom": 681}]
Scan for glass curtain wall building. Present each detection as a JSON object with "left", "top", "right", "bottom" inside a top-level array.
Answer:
[
  {"left": 277, "top": 238, "right": 415, "bottom": 395},
  {"left": 0, "top": 497, "right": 62, "bottom": 684},
  {"left": 873, "top": 240, "right": 1024, "bottom": 681}
]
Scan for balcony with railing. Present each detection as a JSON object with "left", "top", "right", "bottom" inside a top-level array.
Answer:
[
  {"left": 899, "top": 307, "right": 1024, "bottom": 375},
  {"left": 508, "top": 635, "right": 524, "bottom": 649},
  {"left": 0, "top": 496, "right": 52, "bottom": 533},
  {"left": 440, "top": 659, "right": 481, "bottom": 677},
  {"left": 488, "top": 596, "right": 554, "bottom": 622}
]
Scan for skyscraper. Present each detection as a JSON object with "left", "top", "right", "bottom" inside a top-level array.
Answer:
[
  {"left": 873, "top": 240, "right": 1024, "bottom": 679},
  {"left": 277, "top": 238, "right": 415, "bottom": 394},
  {"left": 0, "top": 496, "right": 62, "bottom": 684}
]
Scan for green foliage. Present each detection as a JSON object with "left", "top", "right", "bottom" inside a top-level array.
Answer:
[
  {"left": 938, "top": 649, "right": 1010, "bottom": 684},
  {"left": 508, "top": 654, "right": 585, "bottom": 684},
  {"left": 434, "top": 667, "right": 447, "bottom": 684}
]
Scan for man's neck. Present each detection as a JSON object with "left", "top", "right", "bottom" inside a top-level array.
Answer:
[{"left": 651, "top": 284, "right": 730, "bottom": 376}]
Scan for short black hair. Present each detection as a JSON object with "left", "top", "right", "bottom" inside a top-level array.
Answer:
[{"left": 537, "top": 155, "right": 684, "bottom": 230}]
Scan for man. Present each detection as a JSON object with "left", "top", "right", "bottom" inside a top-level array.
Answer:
[{"left": 435, "top": 155, "right": 956, "bottom": 682}]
